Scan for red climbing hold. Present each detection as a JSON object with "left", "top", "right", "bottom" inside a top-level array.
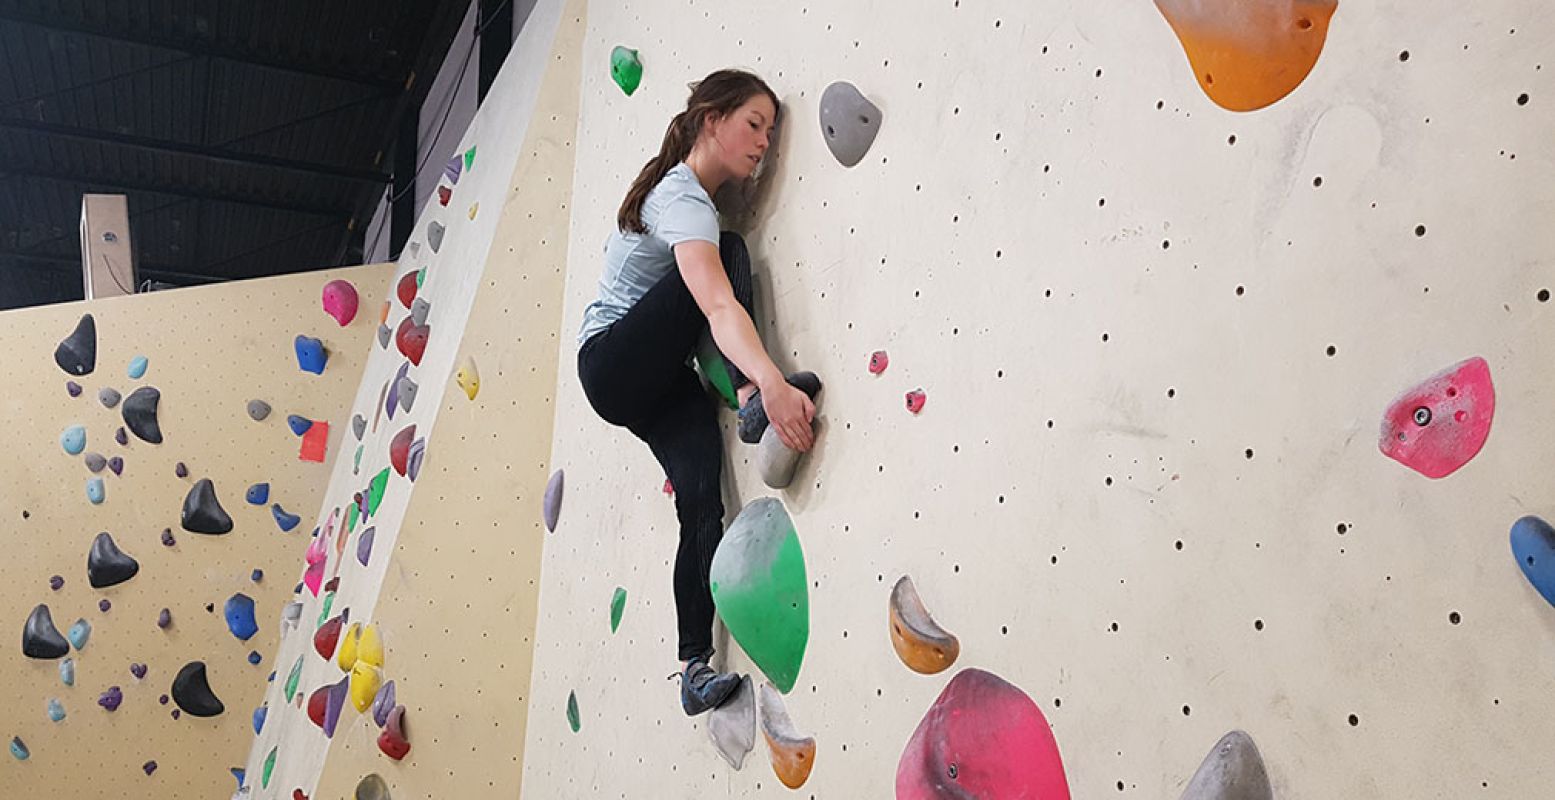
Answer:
[
  {"left": 395, "top": 317, "right": 429, "bottom": 366},
  {"left": 390, "top": 425, "right": 417, "bottom": 477},
  {"left": 314, "top": 616, "right": 343, "bottom": 660},
  {"left": 1379, "top": 356, "right": 1494, "bottom": 479},
  {"left": 869, "top": 350, "right": 889, "bottom": 374},
  {"left": 378, "top": 704, "right": 411, "bottom": 760},
  {"left": 300, "top": 421, "right": 329, "bottom": 463},
  {"left": 436, "top": 185, "right": 452, "bottom": 207},
  {"left": 306, "top": 685, "right": 329, "bottom": 729},
  {"left": 663, "top": 478, "right": 674, "bottom": 496},
  {"left": 396, "top": 272, "right": 418, "bottom": 310},
  {"left": 897, "top": 668, "right": 1070, "bottom": 800},
  {"left": 905, "top": 388, "right": 927, "bottom": 414},
  {"left": 293, "top": 791, "right": 309, "bottom": 800}
]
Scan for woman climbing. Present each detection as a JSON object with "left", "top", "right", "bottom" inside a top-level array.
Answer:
[{"left": 576, "top": 69, "right": 822, "bottom": 715}]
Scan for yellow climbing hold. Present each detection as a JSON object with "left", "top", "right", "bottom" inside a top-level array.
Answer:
[
  {"left": 358, "top": 624, "right": 384, "bottom": 667},
  {"left": 457, "top": 357, "right": 480, "bottom": 400},
  {"left": 467, "top": 202, "right": 479, "bottom": 220},
  {"left": 337, "top": 623, "right": 361, "bottom": 672},
  {"left": 350, "top": 661, "right": 383, "bottom": 713}
]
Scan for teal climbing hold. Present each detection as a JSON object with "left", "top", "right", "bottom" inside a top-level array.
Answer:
[
  {"left": 60, "top": 658, "right": 75, "bottom": 686},
  {"left": 610, "top": 587, "right": 627, "bottom": 633},
  {"left": 566, "top": 690, "right": 580, "bottom": 732},
  {"left": 128, "top": 355, "right": 148, "bottom": 379},
  {"left": 67, "top": 618, "right": 91, "bottom": 650},
  {"left": 86, "top": 477, "right": 105, "bottom": 504},
  {"left": 1181, "top": 730, "right": 1273, "bottom": 800},
  {"left": 9, "top": 736, "right": 28, "bottom": 761},
  {"left": 61, "top": 425, "right": 86, "bottom": 455},
  {"left": 47, "top": 698, "right": 65, "bottom": 722},
  {"left": 709, "top": 497, "right": 809, "bottom": 693}
]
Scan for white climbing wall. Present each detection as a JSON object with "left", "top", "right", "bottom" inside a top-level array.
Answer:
[
  {"left": 0, "top": 262, "right": 390, "bottom": 799},
  {"left": 524, "top": 0, "right": 1555, "bottom": 797}
]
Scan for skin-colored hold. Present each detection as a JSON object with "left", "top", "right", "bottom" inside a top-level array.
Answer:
[
  {"left": 708, "top": 675, "right": 755, "bottom": 769},
  {"left": 350, "top": 661, "right": 383, "bottom": 713},
  {"left": 819, "top": 81, "right": 883, "bottom": 168},
  {"left": 98, "top": 387, "right": 121, "bottom": 408},
  {"left": 543, "top": 469, "right": 564, "bottom": 532},
  {"left": 322, "top": 279, "right": 359, "bottom": 326},
  {"left": 378, "top": 705, "right": 411, "bottom": 759},
  {"left": 456, "top": 357, "right": 480, "bottom": 400},
  {"left": 247, "top": 399, "right": 272, "bottom": 421},
  {"left": 758, "top": 682, "right": 816, "bottom": 789},
  {"left": 610, "top": 46, "right": 643, "bottom": 95},
  {"left": 1379, "top": 356, "right": 1494, "bottom": 479},
  {"left": 1154, "top": 0, "right": 1337, "bottom": 112},
  {"left": 889, "top": 576, "right": 960, "bottom": 675},
  {"left": 709, "top": 498, "right": 809, "bottom": 693},
  {"left": 356, "top": 773, "right": 392, "bottom": 800},
  {"left": 1179, "top": 731, "right": 1273, "bottom": 800},
  {"left": 566, "top": 690, "right": 580, "bottom": 733}
]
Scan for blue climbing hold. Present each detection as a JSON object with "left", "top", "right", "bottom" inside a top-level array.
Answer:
[
  {"left": 248, "top": 650, "right": 262, "bottom": 665},
  {"left": 294, "top": 335, "right": 328, "bottom": 375},
  {"left": 1512, "top": 515, "right": 1555, "bottom": 607},
  {"left": 272, "top": 504, "right": 301, "bottom": 532},
  {"left": 10, "top": 737, "right": 28, "bottom": 761},
  {"left": 86, "top": 477, "right": 105, "bottom": 505},
  {"left": 128, "top": 355, "right": 148, "bottom": 380},
  {"left": 225, "top": 593, "right": 258, "bottom": 641},
  {"left": 253, "top": 704, "right": 268, "bottom": 734},
  {"left": 230, "top": 767, "right": 245, "bottom": 788},
  {"left": 61, "top": 425, "right": 86, "bottom": 455},
  {"left": 47, "top": 698, "right": 65, "bottom": 722},
  {"left": 251, "top": 568, "right": 263, "bottom": 583},
  {"left": 246, "top": 483, "right": 270, "bottom": 505},
  {"left": 67, "top": 619, "right": 91, "bottom": 650},
  {"left": 287, "top": 415, "right": 313, "bottom": 436},
  {"left": 60, "top": 658, "right": 75, "bottom": 686}
]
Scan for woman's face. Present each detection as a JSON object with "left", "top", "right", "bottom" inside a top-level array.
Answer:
[{"left": 707, "top": 94, "right": 777, "bottom": 180}]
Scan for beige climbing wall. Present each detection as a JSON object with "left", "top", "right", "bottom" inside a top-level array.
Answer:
[
  {"left": 525, "top": 0, "right": 1555, "bottom": 797},
  {"left": 0, "top": 262, "right": 391, "bottom": 799},
  {"left": 237, "top": 0, "right": 578, "bottom": 797}
]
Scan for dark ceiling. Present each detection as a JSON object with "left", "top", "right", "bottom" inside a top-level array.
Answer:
[{"left": 0, "top": 0, "right": 473, "bottom": 310}]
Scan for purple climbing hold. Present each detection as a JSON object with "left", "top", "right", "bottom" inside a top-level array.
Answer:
[
  {"left": 171, "top": 709, "right": 180, "bottom": 720},
  {"left": 99, "top": 599, "right": 111, "bottom": 613},
  {"left": 371, "top": 680, "right": 397, "bottom": 727},
  {"left": 130, "top": 663, "right": 147, "bottom": 679},
  {"left": 115, "top": 427, "right": 128, "bottom": 446},
  {"left": 157, "top": 608, "right": 172, "bottom": 629},
  {"left": 142, "top": 760, "right": 157, "bottom": 776},
  {"left": 543, "top": 469, "right": 564, "bottom": 532},
  {"left": 108, "top": 456, "right": 124, "bottom": 476},
  {"left": 49, "top": 575, "right": 63, "bottom": 591},
  {"left": 357, "top": 527, "right": 376, "bottom": 566},
  {"left": 66, "top": 381, "right": 82, "bottom": 397},
  {"left": 323, "top": 676, "right": 349, "bottom": 737},
  {"left": 160, "top": 528, "right": 175, "bottom": 547},
  {"left": 251, "top": 568, "right": 263, "bottom": 583},
  {"left": 158, "top": 694, "right": 168, "bottom": 705},
  {"left": 248, "top": 650, "right": 262, "bottom": 665},
  {"left": 98, "top": 685, "right": 124, "bottom": 711},
  {"left": 175, "top": 462, "right": 187, "bottom": 478}
]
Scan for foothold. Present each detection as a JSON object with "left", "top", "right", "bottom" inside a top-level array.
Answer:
[
  {"left": 99, "top": 387, "right": 122, "bottom": 408},
  {"left": 464, "top": 145, "right": 476, "bottom": 170},
  {"left": 280, "top": 602, "right": 303, "bottom": 631},
  {"left": 566, "top": 690, "right": 581, "bottom": 733},
  {"left": 130, "top": 663, "right": 147, "bottom": 679},
  {"left": 358, "top": 624, "right": 385, "bottom": 667},
  {"left": 225, "top": 593, "right": 258, "bottom": 641},
  {"left": 906, "top": 388, "right": 927, "bottom": 414},
  {"left": 426, "top": 220, "right": 446, "bottom": 253},
  {"left": 98, "top": 685, "right": 124, "bottom": 711},
  {"left": 395, "top": 317, "right": 430, "bottom": 366},
  {"left": 61, "top": 424, "right": 86, "bottom": 455},
  {"left": 87, "top": 531, "right": 140, "bottom": 588},
  {"left": 1154, "top": 0, "right": 1337, "bottom": 112},
  {"left": 174, "top": 461, "right": 187, "bottom": 478},
  {"left": 1379, "top": 356, "right": 1494, "bottom": 479},
  {"left": 49, "top": 575, "right": 63, "bottom": 591},
  {"left": 263, "top": 746, "right": 278, "bottom": 788},
  {"left": 869, "top": 350, "right": 889, "bottom": 374},
  {"left": 396, "top": 375, "right": 419, "bottom": 412},
  {"left": 107, "top": 456, "right": 123, "bottom": 476},
  {"left": 610, "top": 46, "right": 643, "bottom": 95},
  {"left": 68, "top": 618, "right": 92, "bottom": 650},
  {"left": 324, "top": 677, "right": 349, "bottom": 737},
  {"left": 273, "top": 503, "right": 301, "bottom": 532},
  {"left": 54, "top": 313, "right": 97, "bottom": 375},
  {"left": 467, "top": 202, "right": 479, "bottom": 220},
  {"left": 60, "top": 658, "right": 75, "bottom": 686},
  {"left": 377, "top": 323, "right": 392, "bottom": 349},
  {"left": 122, "top": 386, "right": 163, "bottom": 443},
  {"left": 437, "top": 185, "right": 452, "bottom": 206},
  {"left": 98, "top": 598, "right": 111, "bottom": 613},
  {"left": 307, "top": 685, "right": 329, "bottom": 729},
  {"left": 114, "top": 427, "right": 127, "bottom": 446},
  {"left": 407, "top": 438, "right": 426, "bottom": 482},
  {"left": 253, "top": 704, "right": 268, "bottom": 734},
  {"left": 127, "top": 355, "right": 148, "bottom": 379},
  {"left": 368, "top": 468, "right": 390, "bottom": 515},
  {"left": 10, "top": 736, "right": 29, "bottom": 761},
  {"left": 357, "top": 527, "right": 376, "bottom": 566},
  {"left": 171, "top": 660, "right": 225, "bottom": 717},
  {"left": 157, "top": 608, "right": 172, "bottom": 629},
  {"left": 47, "top": 698, "right": 65, "bottom": 722},
  {"left": 247, "top": 399, "right": 272, "bottom": 421},
  {"left": 338, "top": 622, "right": 362, "bottom": 671},
  {"left": 896, "top": 668, "right": 1071, "bottom": 799},
  {"left": 285, "top": 656, "right": 304, "bottom": 703},
  {"left": 371, "top": 680, "right": 397, "bottom": 728},
  {"left": 411, "top": 297, "right": 431, "bottom": 327},
  {"left": 142, "top": 760, "right": 157, "bottom": 776},
  {"left": 757, "top": 424, "right": 811, "bottom": 490},
  {"left": 378, "top": 705, "right": 411, "bottom": 759},
  {"left": 708, "top": 675, "right": 756, "bottom": 770},
  {"left": 396, "top": 272, "right": 418, "bottom": 309},
  {"left": 84, "top": 452, "right": 107, "bottom": 473},
  {"left": 1180, "top": 731, "right": 1273, "bottom": 800},
  {"left": 288, "top": 415, "right": 314, "bottom": 436},
  {"left": 160, "top": 528, "right": 176, "bottom": 547},
  {"left": 356, "top": 773, "right": 391, "bottom": 800},
  {"left": 251, "top": 568, "right": 263, "bottom": 583},
  {"left": 443, "top": 154, "right": 463, "bottom": 185},
  {"left": 303, "top": 539, "right": 327, "bottom": 597},
  {"left": 66, "top": 381, "right": 82, "bottom": 397},
  {"left": 351, "top": 661, "right": 383, "bottom": 713},
  {"left": 709, "top": 498, "right": 809, "bottom": 693},
  {"left": 543, "top": 469, "right": 565, "bottom": 532},
  {"left": 664, "top": 478, "right": 674, "bottom": 496},
  {"left": 349, "top": 415, "right": 367, "bottom": 442},
  {"left": 890, "top": 577, "right": 960, "bottom": 674},
  {"left": 248, "top": 650, "right": 262, "bottom": 665},
  {"left": 819, "top": 81, "right": 883, "bottom": 168},
  {"left": 390, "top": 426, "right": 417, "bottom": 477},
  {"left": 315, "top": 615, "right": 344, "bottom": 660},
  {"left": 1511, "top": 515, "right": 1555, "bottom": 608},
  {"left": 86, "top": 477, "right": 106, "bottom": 504},
  {"left": 387, "top": 363, "right": 407, "bottom": 420},
  {"left": 456, "top": 357, "right": 480, "bottom": 400},
  {"left": 322, "top": 279, "right": 360, "bottom": 326},
  {"left": 247, "top": 483, "right": 270, "bottom": 505},
  {"left": 610, "top": 587, "right": 627, "bottom": 633},
  {"left": 182, "top": 478, "right": 234, "bottom": 534},
  {"left": 294, "top": 335, "right": 329, "bottom": 375},
  {"left": 23, "top": 604, "right": 70, "bottom": 659},
  {"left": 758, "top": 682, "right": 816, "bottom": 789}
]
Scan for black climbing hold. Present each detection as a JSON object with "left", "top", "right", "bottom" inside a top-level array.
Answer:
[
  {"left": 87, "top": 531, "right": 140, "bottom": 588},
  {"left": 171, "top": 660, "right": 225, "bottom": 717},
  {"left": 54, "top": 314, "right": 97, "bottom": 376},
  {"left": 160, "top": 528, "right": 175, "bottom": 547},
  {"left": 181, "top": 478, "right": 233, "bottom": 535},
  {"left": 122, "top": 386, "right": 163, "bottom": 444},
  {"left": 48, "top": 575, "right": 63, "bottom": 591},
  {"left": 23, "top": 604, "right": 69, "bottom": 659}
]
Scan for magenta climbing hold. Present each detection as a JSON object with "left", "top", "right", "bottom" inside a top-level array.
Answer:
[
  {"left": 98, "top": 685, "right": 124, "bottom": 711},
  {"left": 1379, "top": 356, "right": 1494, "bottom": 479},
  {"left": 869, "top": 350, "right": 889, "bottom": 374},
  {"left": 543, "top": 469, "right": 564, "bottom": 532},
  {"left": 322, "top": 280, "right": 360, "bottom": 326},
  {"left": 905, "top": 388, "right": 927, "bottom": 414}
]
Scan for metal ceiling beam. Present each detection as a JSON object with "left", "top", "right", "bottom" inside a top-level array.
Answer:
[
  {"left": 0, "top": 118, "right": 392, "bottom": 184},
  {"left": 0, "top": 10, "right": 404, "bottom": 91},
  {"left": 0, "top": 249, "right": 219, "bottom": 285},
  {"left": 2, "top": 166, "right": 354, "bottom": 218}
]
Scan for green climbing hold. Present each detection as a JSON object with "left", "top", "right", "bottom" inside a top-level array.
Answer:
[
  {"left": 696, "top": 332, "right": 740, "bottom": 409},
  {"left": 262, "top": 746, "right": 277, "bottom": 788},
  {"left": 464, "top": 145, "right": 477, "bottom": 171},
  {"left": 610, "top": 46, "right": 643, "bottom": 96},
  {"left": 610, "top": 587, "right": 627, "bottom": 633},
  {"left": 285, "top": 656, "right": 303, "bottom": 702},
  {"left": 368, "top": 468, "right": 389, "bottom": 516},
  {"left": 566, "top": 690, "right": 580, "bottom": 732},
  {"left": 709, "top": 498, "right": 809, "bottom": 693},
  {"left": 416, "top": 267, "right": 426, "bottom": 288},
  {"left": 318, "top": 592, "right": 336, "bottom": 628},
  {"left": 354, "top": 444, "right": 364, "bottom": 474},
  {"left": 347, "top": 501, "right": 360, "bottom": 534}
]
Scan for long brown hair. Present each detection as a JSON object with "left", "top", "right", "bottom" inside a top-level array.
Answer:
[{"left": 616, "top": 69, "right": 779, "bottom": 234}]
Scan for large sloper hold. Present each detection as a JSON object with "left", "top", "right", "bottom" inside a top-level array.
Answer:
[
  {"left": 54, "top": 313, "right": 97, "bottom": 375},
  {"left": 1378, "top": 356, "right": 1494, "bottom": 479},
  {"left": 324, "top": 676, "right": 349, "bottom": 737},
  {"left": 542, "top": 469, "right": 564, "bottom": 532},
  {"left": 758, "top": 682, "right": 816, "bottom": 789},
  {"left": 1154, "top": 0, "right": 1337, "bottom": 112},
  {"left": 23, "top": 604, "right": 70, "bottom": 659},
  {"left": 1179, "top": 730, "right": 1273, "bottom": 800},
  {"left": 709, "top": 497, "right": 809, "bottom": 693},
  {"left": 819, "top": 81, "right": 882, "bottom": 168},
  {"left": 322, "top": 279, "right": 360, "bottom": 326},
  {"left": 395, "top": 317, "right": 429, "bottom": 366},
  {"left": 122, "top": 386, "right": 164, "bottom": 444},
  {"left": 896, "top": 668, "right": 1071, "bottom": 799},
  {"left": 390, "top": 425, "right": 417, "bottom": 477},
  {"left": 182, "top": 478, "right": 233, "bottom": 534},
  {"left": 87, "top": 531, "right": 140, "bottom": 588},
  {"left": 356, "top": 773, "right": 392, "bottom": 800},
  {"left": 378, "top": 704, "right": 411, "bottom": 759},
  {"left": 756, "top": 424, "right": 808, "bottom": 490},
  {"left": 889, "top": 575, "right": 960, "bottom": 675},
  {"left": 171, "top": 660, "right": 225, "bottom": 717},
  {"left": 708, "top": 675, "right": 756, "bottom": 770},
  {"left": 1511, "top": 515, "right": 1555, "bottom": 607}
]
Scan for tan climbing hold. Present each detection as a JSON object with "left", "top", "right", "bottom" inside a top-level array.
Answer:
[
  {"left": 1155, "top": 0, "right": 1337, "bottom": 111},
  {"left": 889, "top": 575, "right": 960, "bottom": 675},
  {"left": 758, "top": 682, "right": 816, "bottom": 789}
]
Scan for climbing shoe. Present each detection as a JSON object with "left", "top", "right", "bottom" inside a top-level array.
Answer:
[
  {"left": 679, "top": 657, "right": 742, "bottom": 716},
  {"left": 737, "top": 371, "right": 823, "bottom": 445}
]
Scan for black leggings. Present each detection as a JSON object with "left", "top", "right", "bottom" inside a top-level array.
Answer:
[{"left": 577, "top": 231, "right": 754, "bottom": 662}]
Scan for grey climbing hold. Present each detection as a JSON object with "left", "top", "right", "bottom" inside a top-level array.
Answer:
[
  {"left": 83, "top": 452, "right": 106, "bottom": 473},
  {"left": 122, "top": 386, "right": 163, "bottom": 444},
  {"left": 23, "top": 604, "right": 70, "bottom": 659},
  {"left": 107, "top": 456, "right": 123, "bottom": 476},
  {"left": 182, "top": 478, "right": 233, "bottom": 534},
  {"left": 352, "top": 414, "right": 367, "bottom": 440},
  {"left": 377, "top": 323, "right": 392, "bottom": 349},
  {"left": 98, "top": 387, "right": 121, "bottom": 408},
  {"left": 756, "top": 424, "right": 808, "bottom": 489},
  {"left": 411, "top": 297, "right": 431, "bottom": 327},
  {"left": 819, "top": 81, "right": 882, "bottom": 168},
  {"left": 54, "top": 313, "right": 97, "bottom": 375},
  {"left": 87, "top": 531, "right": 140, "bottom": 588},
  {"left": 171, "top": 660, "right": 225, "bottom": 717},
  {"left": 356, "top": 773, "right": 392, "bottom": 800},
  {"left": 247, "top": 399, "right": 271, "bottom": 421},
  {"left": 157, "top": 608, "right": 172, "bottom": 629},
  {"left": 280, "top": 602, "right": 303, "bottom": 631},
  {"left": 396, "top": 375, "right": 419, "bottom": 412},
  {"left": 543, "top": 469, "right": 564, "bottom": 532},
  {"left": 67, "top": 618, "right": 91, "bottom": 650},
  {"left": 1180, "top": 730, "right": 1273, "bottom": 800},
  {"left": 708, "top": 674, "right": 756, "bottom": 770},
  {"left": 427, "top": 220, "right": 446, "bottom": 253}
]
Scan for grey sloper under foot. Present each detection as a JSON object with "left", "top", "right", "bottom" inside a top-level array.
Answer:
[
  {"left": 87, "top": 531, "right": 140, "bottom": 588},
  {"left": 182, "top": 478, "right": 233, "bottom": 534},
  {"left": 1180, "top": 730, "right": 1273, "bottom": 800},
  {"left": 708, "top": 675, "right": 756, "bottom": 769},
  {"left": 23, "top": 604, "right": 70, "bottom": 659}
]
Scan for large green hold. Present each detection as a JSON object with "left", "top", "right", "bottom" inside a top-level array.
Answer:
[
  {"left": 368, "top": 468, "right": 389, "bottom": 516},
  {"left": 709, "top": 498, "right": 808, "bottom": 693},
  {"left": 610, "top": 46, "right": 642, "bottom": 96}
]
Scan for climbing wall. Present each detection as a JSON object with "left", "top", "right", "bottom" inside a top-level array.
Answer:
[
  {"left": 0, "top": 262, "right": 391, "bottom": 799},
  {"left": 525, "top": 0, "right": 1555, "bottom": 797},
  {"left": 236, "top": 0, "right": 578, "bottom": 796}
]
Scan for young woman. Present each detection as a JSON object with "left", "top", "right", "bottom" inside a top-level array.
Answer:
[{"left": 576, "top": 69, "right": 820, "bottom": 715}]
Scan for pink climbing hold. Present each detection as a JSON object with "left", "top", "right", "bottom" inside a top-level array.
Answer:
[
  {"left": 897, "top": 668, "right": 1071, "bottom": 800},
  {"left": 869, "top": 350, "right": 889, "bottom": 374},
  {"left": 663, "top": 478, "right": 674, "bottom": 496},
  {"left": 303, "top": 536, "right": 327, "bottom": 597},
  {"left": 1379, "top": 356, "right": 1495, "bottom": 479},
  {"left": 322, "top": 280, "right": 359, "bottom": 326},
  {"left": 905, "top": 388, "right": 927, "bottom": 414}
]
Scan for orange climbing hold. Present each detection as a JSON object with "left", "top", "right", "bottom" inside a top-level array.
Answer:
[
  {"left": 1155, "top": 0, "right": 1337, "bottom": 111},
  {"left": 758, "top": 683, "right": 816, "bottom": 789},
  {"left": 889, "top": 576, "right": 960, "bottom": 675}
]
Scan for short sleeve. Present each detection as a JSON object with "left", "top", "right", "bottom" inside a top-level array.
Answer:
[{"left": 654, "top": 192, "right": 719, "bottom": 248}]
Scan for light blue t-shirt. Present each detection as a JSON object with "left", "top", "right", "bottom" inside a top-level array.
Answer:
[{"left": 578, "top": 162, "right": 720, "bottom": 343}]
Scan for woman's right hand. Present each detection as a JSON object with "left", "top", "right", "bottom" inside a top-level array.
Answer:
[{"left": 762, "top": 381, "right": 815, "bottom": 452}]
